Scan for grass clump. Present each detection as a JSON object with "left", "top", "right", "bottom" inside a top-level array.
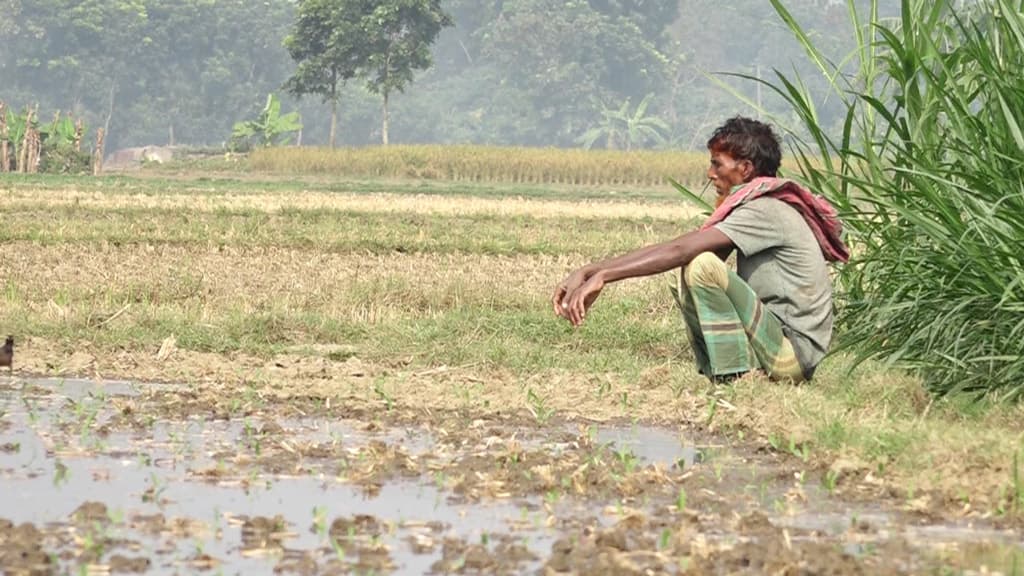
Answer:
[{"left": 764, "top": 0, "right": 1024, "bottom": 399}]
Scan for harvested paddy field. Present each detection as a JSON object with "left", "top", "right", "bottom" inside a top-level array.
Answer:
[{"left": 1, "top": 173, "right": 1022, "bottom": 575}]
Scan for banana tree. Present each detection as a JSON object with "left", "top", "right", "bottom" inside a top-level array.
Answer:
[
  {"left": 38, "top": 112, "right": 81, "bottom": 148},
  {"left": 230, "top": 93, "right": 303, "bottom": 150},
  {"left": 3, "top": 109, "right": 30, "bottom": 168},
  {"left": 577, "top": 93, "right": 670, "bottom": 151}
]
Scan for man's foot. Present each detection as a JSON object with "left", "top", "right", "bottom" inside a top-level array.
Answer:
[
  {"left": 711, "top": 371, "right": 745, "bottom": 384},
  {"left": 711, "top": 369, "right": 766, "bottom": 384}
]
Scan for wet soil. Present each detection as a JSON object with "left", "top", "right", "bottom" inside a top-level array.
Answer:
[{"left": 1, "top": 377, "right": 1022, "bottom": 575}]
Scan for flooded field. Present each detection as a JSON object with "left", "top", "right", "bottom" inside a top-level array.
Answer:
[{"left": 2, "top": 376, "right": 1021, "bottom": 575}]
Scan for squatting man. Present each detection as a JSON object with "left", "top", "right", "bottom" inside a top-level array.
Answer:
[{"left": 552, "top": 117, "right": 848, "bottom": 382}]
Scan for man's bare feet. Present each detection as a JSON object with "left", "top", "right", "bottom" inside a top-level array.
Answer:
[{"left": 711, "top": 369, "right": 767, "bottom": 384}]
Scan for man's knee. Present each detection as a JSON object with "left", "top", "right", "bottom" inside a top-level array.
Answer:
[{"left": 684, "top": 252, "right": 729, "bottom": 289}]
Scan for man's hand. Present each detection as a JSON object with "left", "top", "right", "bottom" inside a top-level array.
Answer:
[
  {"left": 551, "top": 267, "right": 591, "bottom": 321},
  {"left": 564, "top": 273, "right": 605, "bottom": 327},
  {"left": 551, "top": 229, "right": 735, "bottom": 328},
  {"left": 552, "top": 268, "right": 605, "bottom": 328}
]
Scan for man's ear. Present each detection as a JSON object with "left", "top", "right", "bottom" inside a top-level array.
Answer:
[{"left": 740, "top": 159, "right": 755, "bottom": 180}]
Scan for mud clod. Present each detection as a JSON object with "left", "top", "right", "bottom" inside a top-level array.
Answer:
[
  {"left": 329, "top": 514, "right": 384, "bottom": 541},
  {"left": 0, "top": 521, "right": 52, "bottom": 576},
  {"left": 241, "top": 515, "right": 289, "bottom": 551},
  {"left": 71, "top": 501, "right": 109, "bottom": 526},
  {"left": 273, "top": 550, "right": 318, "bottom": 575},
  {"left": 109, "top": 554, "right": 151, "bottom": 573}
]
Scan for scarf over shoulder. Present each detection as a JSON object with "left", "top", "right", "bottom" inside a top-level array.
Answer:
[{"left": 701, "top": 177, "right": 850, "bottom": 264}]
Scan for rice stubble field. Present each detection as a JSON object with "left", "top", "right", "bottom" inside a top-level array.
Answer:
[{"left": 0, "top": 172, "right": 1022, "bottom": 575}]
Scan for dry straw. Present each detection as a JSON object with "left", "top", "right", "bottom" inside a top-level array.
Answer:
[{"left": 250, "top": 145, "right": 710, "bottom": 189}]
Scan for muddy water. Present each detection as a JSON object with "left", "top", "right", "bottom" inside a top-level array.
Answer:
[{"left": 1, "top": 377, "right": 1022, "bottom": 575}]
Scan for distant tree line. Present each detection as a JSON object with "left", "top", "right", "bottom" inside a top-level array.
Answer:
[{"left": 0, "top": 0, "right": 898, "bottom": 151}]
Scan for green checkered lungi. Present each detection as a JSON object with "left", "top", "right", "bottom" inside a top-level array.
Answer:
[{"left": 670, "top": 252, "right": 804, "bottom": 382}]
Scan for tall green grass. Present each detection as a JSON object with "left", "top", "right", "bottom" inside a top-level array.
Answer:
[{"left": 757, "top": 0, "right": 1024, "bottom": 399}]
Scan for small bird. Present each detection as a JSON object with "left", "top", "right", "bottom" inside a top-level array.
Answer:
[{"left": 0, "top": 336, "right": 13, "bottom": 375}]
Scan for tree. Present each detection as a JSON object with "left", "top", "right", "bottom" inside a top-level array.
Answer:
[
  {"left": 0, "top": 0, "right": 905, "bottom": 149},
  {"left": 481, "top": 0, "right": 669, "bottom": 146},
  {"left": 0, "top": 0, "right": 296, "bottom": 150},
  {"left": 587, "top": 0, "right": 680, "bottom": 48},
  {"left": 358, "top": 0, "right": 453, "bottom": 145},
  {"left": 0, "top": 0, "right": 150, "bottom": 147},
  {"left": 284, "top": 0, "right": 363, "bottom": 147},
  {"left": 577, "top": 93, "right": 668, "bottom": 150},
  {"left": 0, "top": 0, "right": 20, "bottom": 37},
  {"left": 138, "top": 0, "right": 295, "bottom": 148},
  {"left": 229, "top": 93, "right": 302, "bottom": 150}
]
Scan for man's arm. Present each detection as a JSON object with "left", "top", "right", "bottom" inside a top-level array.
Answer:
[{"left": 553, "top": 227, "right": 735, "bottom": 327}]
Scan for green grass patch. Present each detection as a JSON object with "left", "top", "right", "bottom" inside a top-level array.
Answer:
[
  {"left": 0, "top": 204, "right": 694, "bottom": 258},
  {"left": 367, "top": 302, "right": 686, "bottom": 374},
  {"left": 2, "top": 170, "right": 690, "bottom": 203},
  {"left": 0, "top": 298, "right": 684, "bottom": 376}
]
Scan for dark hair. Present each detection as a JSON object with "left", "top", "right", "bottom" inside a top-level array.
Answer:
[{"left": 706, "top": 116, "right": 782, "bottom": 177}]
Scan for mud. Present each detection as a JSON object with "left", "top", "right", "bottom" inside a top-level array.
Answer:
[{"left": 1, "top": 376, "right": 1022, "bottom": 575}]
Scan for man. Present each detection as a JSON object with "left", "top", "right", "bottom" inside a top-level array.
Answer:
[{"left": 551, "top": 117, "right": 847, "bottom": 382}]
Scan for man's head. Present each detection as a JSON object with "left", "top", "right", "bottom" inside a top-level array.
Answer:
[{"left": 705, "top": 116, "right": 782, "bottom": 198}]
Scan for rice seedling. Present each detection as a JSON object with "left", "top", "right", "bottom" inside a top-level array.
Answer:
[
  {"left": 675, "top": 487, "right": 687, "bottom": 511},
  {"left": 752, "top": 0, "right": 1024, "bottom": 399},
  {"left": 526, "top": 388, "right": 555, "bottom": 424},
  {"left": 823, "top": 469, "right": 840, "bottom": 494}
]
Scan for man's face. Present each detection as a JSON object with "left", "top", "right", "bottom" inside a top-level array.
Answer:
[{"left": 707, "top": 148, "right": 752, "bottom": 199}]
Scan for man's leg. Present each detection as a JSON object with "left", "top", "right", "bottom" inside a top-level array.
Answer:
[
  {"left": 678, "top": 252, "right": 804, "bottom": 382},
  {"left": 670, "top": 275, "right": 714, "bottom": 377}
]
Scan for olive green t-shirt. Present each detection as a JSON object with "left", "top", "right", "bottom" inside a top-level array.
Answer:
[{"left": 713, "top": 197, "right": 834, "bottom": 378}]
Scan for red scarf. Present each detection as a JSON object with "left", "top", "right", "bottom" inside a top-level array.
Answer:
[{"left": 702, "top": 177, "right": 850, "bottom": 263}]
